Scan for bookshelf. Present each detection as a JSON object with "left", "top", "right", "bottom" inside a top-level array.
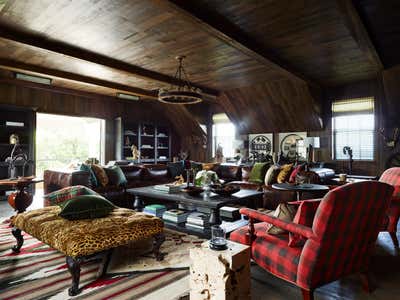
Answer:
[{"left": 115, "top": 118, "right": 171, "bottom": 164}]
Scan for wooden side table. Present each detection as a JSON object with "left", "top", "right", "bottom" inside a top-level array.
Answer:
[{"left": 190, "top": 240, "right": 251, "bottom": 300}]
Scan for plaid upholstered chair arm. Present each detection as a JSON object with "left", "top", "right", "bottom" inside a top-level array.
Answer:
[{"left": 239, "top": 208, "right": 316, "bottom": 239}]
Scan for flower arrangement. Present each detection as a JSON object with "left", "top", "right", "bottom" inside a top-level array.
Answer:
[{"left": 194, "top": 170, "right": 219, "bottom": 187}]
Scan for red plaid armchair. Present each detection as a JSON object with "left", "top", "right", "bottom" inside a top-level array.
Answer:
[
  {"left": 231, "top": 181, "right": 394, "bottom": 300},
  {"left": 379, "top": 167, "right": 400, "bottom": 248}
]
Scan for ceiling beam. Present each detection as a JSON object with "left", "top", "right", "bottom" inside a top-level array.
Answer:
[
  {"left": 151, "top": 0, "right": 319, "bottom": 88},
  {"left": 0, "top": 58, "right": 158, "bottom": 99},
  {"left": 336, "top": 0, "right": 383, "bottom": 71},
  {"left": 0, "top": 23, "right": 219, "bottom": 96}
]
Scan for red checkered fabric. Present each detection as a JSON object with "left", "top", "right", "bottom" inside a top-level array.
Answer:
[
  {"left": 379, "top": 167, "right": 400, "bottom": 233},
  {"left": 233, "top": 181, "right": 394, "bottom": 291},
  {"left": 288, "top": 199, "right": 321, "bottom": 247}
]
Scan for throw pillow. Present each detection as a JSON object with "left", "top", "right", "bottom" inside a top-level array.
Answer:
[
  {"left": 289, "top": 164, "right": 305, "bottom": 183},
  {"left": 43, "top": 185, "right": 97, "bottom": 206},
  {"left": 277, "top": 164, "right": 293, "bottom": 183},
  {"left": 266, "top": 203, "right": 297, "bottom": 235},
  {"left": 80, "top": 163, "right": 98, "bottom": 187},
  {"left": 59, "top": 194, "right": 116, "bottom": 220},
  {"left": 91, "top": 164, "right": 109, "bottom": 187},
  {"left": 288, "top": 200, "right": 321, "bottom": 247},
  {"left": 167, "top": 161, "right": 185, "bottom": 178},
  {"left": 249, "top": 162, "right": 269, "bottom": 183},
  {"left": 104, "top": 165, "right": 128, "bottom": 186},
  {"left": 264, "top": 165, "right": 281, "bottom": 185}
]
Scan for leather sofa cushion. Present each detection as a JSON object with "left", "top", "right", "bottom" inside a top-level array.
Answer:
[
  {"left": 215, "top": 165, "right": 242, "bottom": 181},
  {"left": 141, "top": 164, "right": 170, "bottom": 181},
  {"left": 120, "top": 165, "right": 145, "bottom": 181}
]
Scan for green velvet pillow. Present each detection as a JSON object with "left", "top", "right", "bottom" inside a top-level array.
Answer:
[
  {"left": 249, "top": 162, "right": 269, "bottom": 183},
  {"left": 59, "top": 195, "right": 116, "bottom": 220},
  {"left": 104, "top": 165, "right": 128, "bottom": 186},
  {"left": 80, "top": 163, "right": 98, "bottom": 187}
]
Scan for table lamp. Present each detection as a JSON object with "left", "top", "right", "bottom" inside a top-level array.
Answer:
[{"left": 304, "top": 137, "right": 320, "bottom": 163}]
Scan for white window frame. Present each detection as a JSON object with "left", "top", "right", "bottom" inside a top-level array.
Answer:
[{"left": 331, "top": 97, "right": 375, "bottom": 161}]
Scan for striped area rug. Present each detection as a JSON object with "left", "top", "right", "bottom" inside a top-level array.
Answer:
[{"left": 0, "top": 222, "right": 190, "bottom": 300}]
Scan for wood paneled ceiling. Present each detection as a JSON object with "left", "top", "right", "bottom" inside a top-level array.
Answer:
[{"left": 0, "top": 0, "right": 392, "bottom": 132}]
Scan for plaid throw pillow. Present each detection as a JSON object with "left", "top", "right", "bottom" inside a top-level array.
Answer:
[
  {"left": 266, "top": 203, "right": 297, "bottom": 235},
  {"left": 43, "top": 185, "right": 97, "bottom": 206},
  {"left": 288, "top": 199, "right": 321, "bottom": 247}
]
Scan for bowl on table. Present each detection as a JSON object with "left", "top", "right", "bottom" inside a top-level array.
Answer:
[
  {"left": 210, "top": 184, "right": 240, "bottom": 197},
  {"left": 182, "top": 186, "right": 204, "bottom": 197}
]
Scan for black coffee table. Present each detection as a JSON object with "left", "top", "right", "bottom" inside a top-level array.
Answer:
[
  {"left": 127, "top": 186, "right": 263, "bottom": 226},
  {"left": 272, "top": 183, "right": 329, "bottom": 200}
]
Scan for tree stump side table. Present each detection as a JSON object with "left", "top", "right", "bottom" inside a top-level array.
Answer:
[{"left": 190, "top": 240, "right": 251, "bottom": 300}]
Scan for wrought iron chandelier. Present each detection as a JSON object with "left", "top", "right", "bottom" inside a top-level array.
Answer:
[{"left": 158, "top": 56, "right": 203, "bottom": 104}]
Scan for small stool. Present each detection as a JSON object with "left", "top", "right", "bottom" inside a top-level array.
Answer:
[{"left": 190, "top": 240, "right": 251, "bottom": 300}]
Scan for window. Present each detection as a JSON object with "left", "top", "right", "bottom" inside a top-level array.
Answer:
[
  {"left": 212, "top": 113, "right": 236, "bottom": 158},
  {"left": 332, "top": 97, "right": 374, "bottom": 160},
  {"left": 36, "top": 113, "right": 105, "bottom": 176}
]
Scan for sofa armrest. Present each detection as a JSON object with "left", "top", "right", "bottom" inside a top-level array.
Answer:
[
  {"left": 43, "top": 169, "right": 91, "bottom": 194},
  {"left": 239, "top": 207, "right": 316, "bottom": 239}
]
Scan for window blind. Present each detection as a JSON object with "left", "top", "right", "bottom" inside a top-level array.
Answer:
[{"left": 332, "top": 97, "right": 375, "bottom": 160}]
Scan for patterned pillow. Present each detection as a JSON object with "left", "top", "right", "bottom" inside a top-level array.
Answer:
[
  {"left": 91, "top": 164, "right": 109, "bottom": 187},
  {"left": 289, "top": 164, "right": 305, "bottom": 183},
  {"left": 277, "top": 164, "right": 293, "bottom": 183},
  {"left": 264, "top": 165, "right": 281, "bottom": 185},
  {"left": 288, "top": 199, "right": 321, "bottom": 247},
  {"left": 43, "top": 185, "right": 97, "bottom": 206},
  {"left": 266, "top": 203, "right": 297, "bottom": 235}
]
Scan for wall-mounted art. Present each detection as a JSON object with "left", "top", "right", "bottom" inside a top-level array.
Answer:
[
  {"left": 248, "top": 133, "right": 273, "bottom": 160},
  {"left": 278, "top": 132, "right": 307, "bottom": 160}
]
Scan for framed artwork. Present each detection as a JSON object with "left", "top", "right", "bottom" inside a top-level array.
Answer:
[
  {"left": 278, "top": 132, "right": 307, "bottom": 160},
  {"left": 248, "top": 133, "right": 273, "bottom": 156}
]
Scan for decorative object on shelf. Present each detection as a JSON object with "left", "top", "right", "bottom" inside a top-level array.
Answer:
[
  {"left": 158, "top": 56, "right": 202, "bottom": 105},
  {"left": 5, "top": 135, "right": 32, "bottom": 179},
  {"left": 278, "top": 132, "right": 307, "bottom": 161},
  {"left": 125, "top": 136, "right": 130, "bottom": 146},
  {"left": 130, "top": 144, "right": 140, "bottom": 160},
  {"left": 343, "top": 146, "right": 353, "bottom": 175},
  {"left": 9, "top": 133, "right": 19, "bottom": 145},
  {"left": 209, "top": 225, "right": 227, "bottom": 250},
  {"left": 378, "top": 127, "right": 399, "bottom": 148},
  {"left": 215, "top": 143, "right": 224, "bottom": 163}
]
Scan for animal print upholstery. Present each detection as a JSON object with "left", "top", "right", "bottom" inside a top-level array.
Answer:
[{"left": 11, "top": 206, "right": 163, "bottom": 257}]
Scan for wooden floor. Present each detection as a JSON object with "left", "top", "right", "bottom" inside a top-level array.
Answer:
[{"left": 1, "top": 195, "right": 399, "bottom": 300}]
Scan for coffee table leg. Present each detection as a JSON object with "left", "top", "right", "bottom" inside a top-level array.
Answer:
[
  {"left": 209, "top": 208, "right": 221, "bottom": 225},
  {"left": 133, "top": 195, "right": 144, "bottom": 211}
]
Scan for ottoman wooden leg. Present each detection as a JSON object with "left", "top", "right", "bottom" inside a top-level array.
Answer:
[
  {"left": 153, "top": 233, "right": 165, "bottom": 261},
  {"left": 97, "top": 249, "right": 113, "bottom": 278},
  {"left": 67, "top": 256, "right": 82, "bottom": 296},
  {"left": 11, "top": 227, "right": 24, "bottom": 253}
]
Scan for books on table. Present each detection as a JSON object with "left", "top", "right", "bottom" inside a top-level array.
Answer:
[
  {"left": 220, "top": 206, "right": 241, "bottom": 222},
  {"left": 153, "top": 184, "right": 181, "bottom": 193},
  {"left": 143, "top": 204, "right": 167, "bottom": 218},
  {"left": 162, "top": 209, "right": 191, "bottom": 223},
  {"left": 185, "top": 212, "right": 210, "bottom": 231}
]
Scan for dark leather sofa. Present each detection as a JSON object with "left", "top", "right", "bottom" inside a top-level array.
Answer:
[{"left": 43, "top": 162, "right": 335, "bottom": 209}]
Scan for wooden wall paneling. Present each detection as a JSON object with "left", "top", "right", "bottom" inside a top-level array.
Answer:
[
  {"left": 336, "top": 0, "right": 383, "bottom": 70},
  {"left": 382, "top": 65, "right": 400, "bottom": 127},
  {"left": 217, "top": 79, "right": 323, "bottom": 134}
]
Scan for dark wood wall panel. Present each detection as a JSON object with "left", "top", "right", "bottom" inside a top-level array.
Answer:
[
  {"left": 0, "top": 82, "right": 208, "bottom": 162},
  {"left": 217, "top": 79, "right": 323, "bottom": 134}
]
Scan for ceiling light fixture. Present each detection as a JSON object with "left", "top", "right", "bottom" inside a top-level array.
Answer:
[
  {"left": 15, "top": 72, "right": 52, "bottom": 85},
  {"left": 158, "top": 56, "right": 202, "bottom": 105},
  {"left": 116, "top": 93, "right": 140, "bottom": 101}
]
